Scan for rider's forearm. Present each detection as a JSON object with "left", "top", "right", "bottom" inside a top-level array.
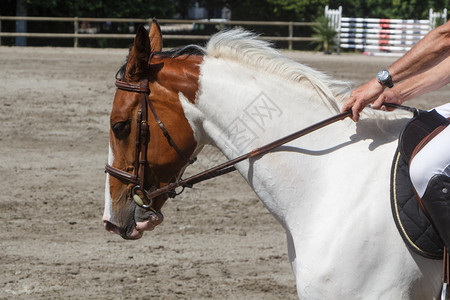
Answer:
[
  {"left": 390, "top": 56, "right": 450, "bottom": 103},
  {"left": 388, "top": 22, "right": 450, "bottom": 84}
]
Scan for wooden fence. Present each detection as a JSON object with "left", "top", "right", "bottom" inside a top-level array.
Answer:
[{"left": 0, "top": 16, "right": 317, "bottom": 50}]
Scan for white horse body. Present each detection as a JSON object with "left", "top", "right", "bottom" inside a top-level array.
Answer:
[{"left": 179, "top": 31, "right": 442, "bottom": 299}]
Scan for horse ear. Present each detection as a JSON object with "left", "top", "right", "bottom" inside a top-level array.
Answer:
[
  {"left": 149, "top": 18, "right": 163, "bottom": 52},
  {"left": 125, "top": 26, "right": 151, "bottom": 82}
]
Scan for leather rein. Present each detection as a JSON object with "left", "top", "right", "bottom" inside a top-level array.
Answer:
[{"left": 105, "top": 70, "right": 353, "bottom": 210}]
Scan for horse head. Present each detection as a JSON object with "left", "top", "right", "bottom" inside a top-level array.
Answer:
[{"left": 104, "top": 20, "right": 202, "bottom": 239}]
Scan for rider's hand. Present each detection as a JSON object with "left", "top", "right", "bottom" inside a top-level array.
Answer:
[
  {"left": 372, "top": 88, "right": 403, "bottom": 111},
  {"left": 341, "top": 78, "right": 385, "bottom": 122}
]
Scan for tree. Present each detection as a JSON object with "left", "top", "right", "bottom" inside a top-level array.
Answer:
[
  {"left": 6, "top": 0, "right": 449, "bottom": 22},
  {"left": 23, "top": 0, "right": 176, "bottom": 18},
  {"left": 197, "top": 0, "right": 229, "bottom": 18},
  {"left": 228, "top": 0, "right": 329, "bottom": 21},
  {"left": 173, "top": 0, "right": 196, "bottom": 19},
  {"left": 311, "top": 15, "right": 337, "bottom": 53},
  {"left": 266, "top": 0, "right": 328, "bottom": 20}
]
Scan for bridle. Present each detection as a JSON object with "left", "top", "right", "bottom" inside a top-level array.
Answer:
[
  {"left": 106, "top": 65, "right": 356, "bottom": 209},
  {"left": 106, "top": 68, "right": 353, "bottom": 210},
  {"left": 107, "top": 60, "right": 420, "bottom": 212},
  {"left": 105, "top": 66, "right": 195, "bottom": 210}
]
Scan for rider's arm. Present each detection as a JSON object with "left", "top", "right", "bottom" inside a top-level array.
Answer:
[
  {"left": 342, "top": 21, "right": 450, "bottom": 121},
  {"left": 373, "top": 55, "right": 450, "bottom": 106},
  {"left": 389, "top": 21, "right": 450, "bottom": 83}
]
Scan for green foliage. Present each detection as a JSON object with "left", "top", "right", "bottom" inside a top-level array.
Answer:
[
  {"left": 228, "top": 0, "right": 328, "bottom": 21},
  {"left": 5, "top": 0, "right": 449, "bottom": 22},
  {"left": 266, "top": 0, "right": 328, "bottom": 20},
  {"left": 311, "top": 16, "right": 337, "bottom": 53},
  {"left": 228, "top": 0, "right": 449, "bottom": 21},
  {"left": 3, "top": 0, "right": 449, "bottom": 48},
  {"left": 226, "top": 0, "right": 278, "bottom": 20},
  {"left": 24, "top": 0, "right": 176, "bottom": 18}
]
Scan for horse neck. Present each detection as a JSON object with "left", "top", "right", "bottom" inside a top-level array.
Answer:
[
  {"left": 181, "top": 57, "right": 409, "bottom": 228},
  {"left": 182, "top": 58, "right": 353, "bottom": 221}
]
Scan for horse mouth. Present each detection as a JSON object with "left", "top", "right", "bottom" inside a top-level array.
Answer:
[
  {"left": 104, "top": 220, "right": 143, "bottom": 240},
  {"left": 103, "top": 206, "right": 164, "bottom": 240}
]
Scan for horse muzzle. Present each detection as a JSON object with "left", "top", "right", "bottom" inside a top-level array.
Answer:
[
  {"left": 135, "top": 205, "right": 164, "bottom": 231},
  {"left": 103, "top": 220, "right": 144, "bottom": 240},
  {"left": 103, "top": 203, "right": 164, "bottom": 240}
]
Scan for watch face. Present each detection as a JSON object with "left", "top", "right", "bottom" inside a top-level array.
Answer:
[{"left": 378, "top": 69, "right": 389, "bottom": 81}]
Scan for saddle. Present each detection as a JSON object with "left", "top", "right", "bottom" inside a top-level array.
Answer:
[{"left": 390, "top": 109, "right": 449, "bottom": 259}]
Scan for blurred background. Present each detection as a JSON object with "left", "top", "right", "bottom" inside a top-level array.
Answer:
[{"left": 1, "top": 0, "right": 449, "bottom": 50}]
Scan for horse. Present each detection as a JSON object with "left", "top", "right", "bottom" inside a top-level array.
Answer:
[{"left": 103, "top": 20, "right": 442, "bottom": 299}]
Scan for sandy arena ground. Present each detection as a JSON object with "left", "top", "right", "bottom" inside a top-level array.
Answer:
[{"left": 1, "top": 44, "right": 449, "bottom": 300}]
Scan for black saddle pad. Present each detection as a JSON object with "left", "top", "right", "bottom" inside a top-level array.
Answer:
[
  {"left": 390, "top": 148, "right": 444, "bottom": 259},
  {"left": 399, "top": 109, "right": 449, "bottom": 163}
]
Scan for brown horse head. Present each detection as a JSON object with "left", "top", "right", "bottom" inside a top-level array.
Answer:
[{"left": 104, "top": 20, "right": 203, "bottom": 239}]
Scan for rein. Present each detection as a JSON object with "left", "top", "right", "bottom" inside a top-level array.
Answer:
[
  {"left": 138, "top": 102, "right": 417, "bottom": 201},
  {"left": 106, "top": 72, "right": 352, "bottom": 207},
  {"left": 106, "top": 70, "right": 420, "bottom": 209},
  {"left": 105, "top": 69, "right": 422, "bottom": 210},
  {"left": 144, "top": 110, "right": 353, "bottom": 200}
]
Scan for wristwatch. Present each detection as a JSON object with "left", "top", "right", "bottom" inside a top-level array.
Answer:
[{"left": 377, "top": 69, "right": 394, "bottom": 88}]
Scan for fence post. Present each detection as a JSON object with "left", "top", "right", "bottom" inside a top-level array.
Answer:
[
  {"left": 428, "top": 8, "right": 447, "bottom": 29},
  {"left": 325, "top": 6, "right": 342, "bottom": 54},
  {"left": 288, "top": 21, "right": 293, "bottom": 50},
  {"left": 74, "top": 17, "right": 78, "bottom": 47},
  {"left": 336, "top": 6, "right": 342, "bottom": 55},
  {"left": 429, "top": 8, "right": 435, "bottom": 30}
]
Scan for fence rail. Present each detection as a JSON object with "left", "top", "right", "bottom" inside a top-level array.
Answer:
[
  {"left": 325, "top": 6, "right": 448, "bottom": 56},
  {"left": 0, "top": 16, "right": 317, "bottom": 49}
]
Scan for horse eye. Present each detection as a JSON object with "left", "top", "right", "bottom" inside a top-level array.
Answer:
[{"left": 112, "top": 121, "right": 131, "bottom": 139}]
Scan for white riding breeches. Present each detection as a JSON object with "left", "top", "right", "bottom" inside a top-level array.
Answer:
[{"left": 409, "top": 103, "right": 450, "bottom": 198}]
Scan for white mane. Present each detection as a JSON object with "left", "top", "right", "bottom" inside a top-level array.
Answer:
[
  {"left": 205, "top": 29, "right": 351, "bottom": 113},
  {"left": 205, "top": 29, "right": 410, "bottom": 122}
]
